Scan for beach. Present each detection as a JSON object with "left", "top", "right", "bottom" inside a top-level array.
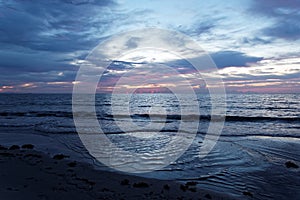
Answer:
[
  {"left": 0, "top": 143, "right": 234, "bottom": 200},
  {"left": 0, "top": 130, "right": 299, "bottom": 200}
]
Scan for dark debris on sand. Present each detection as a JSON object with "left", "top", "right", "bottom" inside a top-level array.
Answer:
[
  {"left": 0, "top": 145, "right": 8, "bottom": 150},
  {"left": 53, "top": 154, "right": 70, "bottom": 160},
  {"left": 133, "top": 182, "right": 149, "bottom": 188},
  {"left": 243, "top": 191, "right": 253, "bottom": 197},
  {"left": 180, "top": 182, "right": 198, "bottom": 193},
  {"left": 285, "top": 161, "right": 299, "bottom": 168},
  {"left": 9, "top": 145, "right": 20, "bottom": 150},
  {"left": 163, "top": 184, "right": 170, "bottom": 190},
  {"left": 67, "top": 161, "right": 77, "bottom": 167},
  {"left": 21, "top": 144, "right": 34, "bottom": 149},
  {"left": 120, "top": 179, "right": 130, "bottom": 186}
]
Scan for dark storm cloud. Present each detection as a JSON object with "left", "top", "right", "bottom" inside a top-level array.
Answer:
[
  {"left": 251, "top": 0, "right": 300, "bottom": 40},
  {"left": 210, "top": 51, "right": 263, "bottom": 68},
  {"left": 0, "top": 0, "right": 147, "bottom": 88},
  {"left": 0, "top": 0, "right": 115, "bottom": 52},
  {"left": 0, "top": 70, "right": 77, "bottom": 87},
  {"left": 159, "top": 50, "right": 263, "bottom": 71},
  {"left": 0, "top": 49, "right": 77, "bottom": 73},
  {"left": 264, "top": 20, "right": 300, "bottom": 40}
]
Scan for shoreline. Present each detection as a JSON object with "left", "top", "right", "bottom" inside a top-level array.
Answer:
[
  {"left": 0, "top": 130, "right": 299, "bottom": 199},
  {"left": 0, "top": 144, "right": 236, "bottom": 200}
]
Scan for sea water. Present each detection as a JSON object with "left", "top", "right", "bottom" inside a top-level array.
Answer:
[{"left": 0, "top": 93, "right": 299, "bottom": 199}]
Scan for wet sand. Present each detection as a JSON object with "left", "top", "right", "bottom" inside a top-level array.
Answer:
[{"left": 0, "top": 144, "right": 235, "bottom": 200}]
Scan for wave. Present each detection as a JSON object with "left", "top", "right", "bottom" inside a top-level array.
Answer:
[
  {"left": 0, "top": 111, "right": 74, "bottom": 118},
  {"left": 224, "top": 115, "right": 300, "bottom": 122},
  {"left": 33, "top": 127, "right": 300, "bottom": 139},
  {"left": 1, "top": 111, "right": 300, "bottom": 123},
  {"left": 198, "top": 131, "right": 300, "bottom": 139},
  {"left": 107, "top": 114, "right": 300, "bottom": 123}
]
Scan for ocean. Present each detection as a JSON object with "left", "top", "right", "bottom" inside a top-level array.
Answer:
[{"left": 0, "top": 93, "right": 299, "bottom": 199}]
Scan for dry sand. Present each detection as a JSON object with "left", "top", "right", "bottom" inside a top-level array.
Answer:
[{"left": 0, "top": 144, "right": 236, "bottom": 200}]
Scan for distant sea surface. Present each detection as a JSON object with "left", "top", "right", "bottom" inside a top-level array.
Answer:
[
  {"left": 0, "top": 93, "right": 299, "bottom": 137},
  {"left": 0, "top": 93, "right": 299, "bottom": 199}
]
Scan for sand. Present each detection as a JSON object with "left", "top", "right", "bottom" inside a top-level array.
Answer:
[{"left": 0, "top": 144, "right": 236, "bottom": 200}]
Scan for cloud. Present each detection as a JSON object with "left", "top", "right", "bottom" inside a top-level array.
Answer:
[
  {"left": 179, "top": 20, "right": 216, "bottom": 36},
  {"left": 0, "top": 0, "right": 151, "bottom": 91},
  {"left": 0, "top": 49, "right": 76, "bottom": 72},
  {"left": 251, "top": 0, "right": 300, "bottom": 40},
  {"left": 264, "top": 20, "right": 300, "bottom": 40},
  {"left": 240, "top": 36, "right": 271, "bottom": 46},
  {"left": 125, "top": 37, "right": 141, "bottom": 49},
  {"left": 0, "top": 0, "right": 116, "bottom": 52},
  {"left": 214, "top": 56, "right": 300, "bottom": 82},
  {"left": 178, "top": 15, "right": 225, "bottom": 37},
  {"left": 210, "top": 51, "right": 263, "bottom": 68},
  {"left": 61, "top": 0, "right": 115, "bottom": 6},
  {"left": 0, "top": 0, "right": 299, "bottom": 93},
  {"left": 0, "top": 0, "right": 119, "bottom": 86}
]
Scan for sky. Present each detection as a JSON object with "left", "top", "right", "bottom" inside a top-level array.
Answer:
[{"left": 0, "top": 0, "right": 300, "bottom": 93}]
